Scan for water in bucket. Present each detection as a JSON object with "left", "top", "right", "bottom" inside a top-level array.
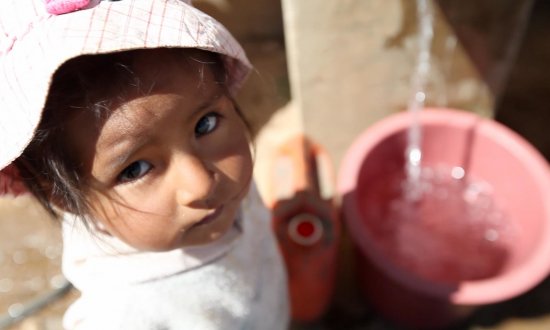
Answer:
[{"left": 363, "top": 165, "right": 516, "bottom": 284}]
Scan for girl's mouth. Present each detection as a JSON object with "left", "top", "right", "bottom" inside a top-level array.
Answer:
[{"left": 192, "top": 205, "right": 224, "bottom": 227}]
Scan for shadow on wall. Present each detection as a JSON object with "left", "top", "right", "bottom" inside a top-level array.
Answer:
[
  {"left": 437, "top": 0, "right": 550, "bottom": 160},
  {"left": 492, "top": 0, "right": 550, "bottom": 161}
]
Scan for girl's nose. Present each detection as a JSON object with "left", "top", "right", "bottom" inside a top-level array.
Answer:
[{"left": 173, "top": 154, "right": 216, "bottom": 208}]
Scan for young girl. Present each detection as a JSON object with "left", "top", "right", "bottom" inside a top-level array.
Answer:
[{"left": 0, "top": 0, "right": 289, "bottom": 329}]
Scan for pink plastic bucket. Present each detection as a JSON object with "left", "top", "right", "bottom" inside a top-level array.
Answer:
[{"left": 338, "top": 108, "right": 550, "bottom": 328}]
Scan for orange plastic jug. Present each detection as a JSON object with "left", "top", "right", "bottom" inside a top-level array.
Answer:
[{"left": 265, "top": 135, "right": 341, "bottom": 323}]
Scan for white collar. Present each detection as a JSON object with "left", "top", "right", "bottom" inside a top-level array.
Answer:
[{"left": 62, "top": 211, "right": 243, "bottom": 288}]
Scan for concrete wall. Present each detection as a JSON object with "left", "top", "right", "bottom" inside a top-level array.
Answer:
[{"left": 281, "top": 0, "right": 496, "bottom": 167}]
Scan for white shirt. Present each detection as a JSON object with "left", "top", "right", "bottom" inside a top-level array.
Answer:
[{"left": 62, "top": 184, "right": 289, "bottom": 330}]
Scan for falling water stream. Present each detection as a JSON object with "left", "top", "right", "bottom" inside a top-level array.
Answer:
[{"left": 404, "top": 0, "right": 433, "bottom": 195}]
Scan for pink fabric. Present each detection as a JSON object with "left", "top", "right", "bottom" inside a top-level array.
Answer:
[{"left": 45, "top": 0, "right": 91, "bottom": 15}]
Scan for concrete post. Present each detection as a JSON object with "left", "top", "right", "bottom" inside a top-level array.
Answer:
[{"left": 280, "top": 0, "right": 492, "bottom": 168}]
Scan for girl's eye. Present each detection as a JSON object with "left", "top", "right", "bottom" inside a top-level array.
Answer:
[
  {"left": 195, "top": 113, "right": 219, "bottom": 137},
  {"left": 118, "top": 160, "right": 152, "bottom": 183}
]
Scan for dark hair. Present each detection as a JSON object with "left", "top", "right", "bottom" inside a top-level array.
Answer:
[{"left": 14, "top": 48, "right": 248, "bottom": 220}]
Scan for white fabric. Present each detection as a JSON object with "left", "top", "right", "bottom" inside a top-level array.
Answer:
[
  {"left": 62, "top": 184, "right": 289, "bottom": 330},
  {"left": 62, "top": 213, "right": 242, "bottom": 286}
]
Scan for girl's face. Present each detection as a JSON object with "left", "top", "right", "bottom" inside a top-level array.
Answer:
[{"left": 67, "top": 50, "right": 253, "bottom": 251}]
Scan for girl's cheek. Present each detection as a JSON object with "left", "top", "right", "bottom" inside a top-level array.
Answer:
[
  {"left": 109, "top": 175, "right": 168, "bottom": 208},
  {"left": 89, "top": 188, "right": 168, "bottom": 223},
  {"left": 122, "top": 189, "right": 174, "bottom": 215}
]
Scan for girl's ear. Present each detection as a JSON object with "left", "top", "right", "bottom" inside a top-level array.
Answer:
[{"left": 0, "top": 164, "right": 29, "bottom": 196}]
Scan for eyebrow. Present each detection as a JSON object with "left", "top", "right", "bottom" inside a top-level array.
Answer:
[
  {"left": 191, "top": 93, "right": 221, "bottom": 117},
  {"left": 97, "top": 138, "right": 148, "bottom": 180},
  {"left": 95, "top": 93, "right": 226, "bottom": 179}
]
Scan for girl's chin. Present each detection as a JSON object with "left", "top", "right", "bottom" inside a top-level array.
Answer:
[{"left": 178, "top": 216, "right": 235, "bottom": 247}]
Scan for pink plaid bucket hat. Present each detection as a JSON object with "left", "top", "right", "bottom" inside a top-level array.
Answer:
[{"left": 0, "top": 0, "right": 252, "bottom": 176}]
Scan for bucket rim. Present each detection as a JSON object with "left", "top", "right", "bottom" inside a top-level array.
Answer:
[{"left": 337, "top": 107, "right": 550, "bottom": 305}]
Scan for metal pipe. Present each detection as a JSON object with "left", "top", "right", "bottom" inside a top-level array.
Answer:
[{"left": 0, "top": 278, "right": 72, "bottom": 329}]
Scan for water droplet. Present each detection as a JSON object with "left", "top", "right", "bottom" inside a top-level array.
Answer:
[
  {"left": 451, "top": 166, "right": 465, "bottom": 180},
  {"left": 50, "top": 274, "right": 68, "bottom": 289},
  {"left": 415, "top": 91, "right": 426, "bottom": 102},
  {"left": 12, "top": 250, "right": 28, "bottom": 265},
  {"left": 8, "top": 303, "right": 24, "bottom": 318},
  {"left": 409, "top": 148, "right": 422, "bottom": 165},
  {"left": 44, "top": 245, "right": 61, "bottom": 260},
  {"left": 445, "top": 35, "right": 457, "bottom": 49}
]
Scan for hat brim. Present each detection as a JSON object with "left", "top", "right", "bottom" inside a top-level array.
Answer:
[{"left": 0, "top": 0, "right": 251, "bottom": 170}]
